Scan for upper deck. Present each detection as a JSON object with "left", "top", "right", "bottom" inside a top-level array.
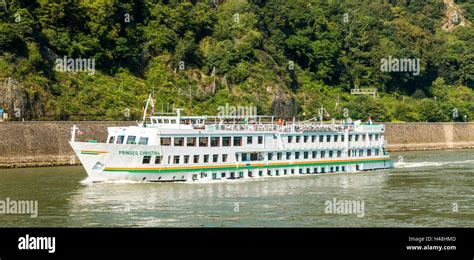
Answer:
[
  {"left": 142, "top": 111, "right": 384, "bottom": 134},
  {"left": 101, "top": 110, "right": 386, "bottom": 150}
]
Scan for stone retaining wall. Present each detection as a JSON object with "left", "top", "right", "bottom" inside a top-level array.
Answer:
[{"left": 0, "top": 121, "right": 473, "bottom": 168}]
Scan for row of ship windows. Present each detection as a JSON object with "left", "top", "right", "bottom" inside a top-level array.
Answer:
[
  {"left": 238, "top": 149, "right": 380, "bottom": 162},
  {"left": 160, "top": 136, "right": 262, "bottom": 147},
  {"left": 204, "top": 166, "right": 348, "bottom": 180},
  {"left": 159, "top": 134, "right": 382, "bottom": 147},
  {"left": 108, "top": 134, "right": 382, "bottom": 147},
  {"left": 108, "top": 135, "right": 149, "bottom": 145},
  {"left": 288, "top": 133, "right": 380, "bottom": 143},
  {"left": 143, "top": 166, "right": 350, "bottom": 182},
  {"left": 141, "top": 149, "right": 380, "bottom": 165},
  {"left": 143, "top": 154, "right": 228, "bottom": 164}
]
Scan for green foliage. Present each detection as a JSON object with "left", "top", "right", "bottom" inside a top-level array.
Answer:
[
  {"left": 412, "top": 89, "right": 427, "bottom": 99},
  {"left": 0, "top": 0, "right": 473, "bottom": 121},
  {"left": 418, "top": 99, "right": 449, "bottom": 122},
  {"left": 344, "top": 96, "right": 390, "bottom": 122}
]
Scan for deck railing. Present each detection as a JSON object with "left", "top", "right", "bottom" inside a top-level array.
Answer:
[{"left": 209, "top": 123, "right": 350, "bottom": 133}]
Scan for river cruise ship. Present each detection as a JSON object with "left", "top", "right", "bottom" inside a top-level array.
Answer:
[{"left": 70, "top": 106, "right": 392, "bottom": 182}]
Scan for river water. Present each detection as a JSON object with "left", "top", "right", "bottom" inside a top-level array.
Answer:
[{"left": 0, "top": 149, "right": 473, "bottom": 227}]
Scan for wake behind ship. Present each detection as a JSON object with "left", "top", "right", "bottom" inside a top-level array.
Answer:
[{"left": 70, "top": 104, "right": 392, "bottom": 182}]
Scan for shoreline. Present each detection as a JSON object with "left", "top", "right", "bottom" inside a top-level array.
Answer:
[
  {"left": 1, "top": 146, "right": 473, "bottom": 169},
  {"left": 387, "top": 143, "right": 474, "bottom": 152},
  {"left": 1, "top": 121, "right": 473, "bottom": 168}
]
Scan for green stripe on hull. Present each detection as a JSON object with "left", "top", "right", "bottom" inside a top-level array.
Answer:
[{"left": 103, "top": 159, "right": 391, "bottom": 174}]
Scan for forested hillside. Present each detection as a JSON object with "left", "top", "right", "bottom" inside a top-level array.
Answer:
[{"left": 0, "top": 0, "right": 473, "bottom": 121}]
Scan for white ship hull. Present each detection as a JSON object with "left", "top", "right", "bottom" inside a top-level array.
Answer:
[
  {"left": 70, "top": 106, "right": 392, "bottom": 183},
  {"left": 70, "top": 139, "right": 392, "bottom": 183}
]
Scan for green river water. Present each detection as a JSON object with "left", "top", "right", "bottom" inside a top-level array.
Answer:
[{"left": 0, "top": 149, "right": 473, "bottom": 227}]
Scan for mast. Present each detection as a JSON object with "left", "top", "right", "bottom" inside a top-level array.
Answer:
[{"left": 142, "top": 93, "right": 152, "bottom": 126}]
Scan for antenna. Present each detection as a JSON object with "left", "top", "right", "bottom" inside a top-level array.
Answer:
[{"left": 142, "top": 93, "right": 152, "bottom": 125}]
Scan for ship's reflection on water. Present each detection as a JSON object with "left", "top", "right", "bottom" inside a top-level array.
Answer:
[
  {"left": 0, "top": 149, "right": 472, "bottom": 227},
  {"left": 66, "top": 171, "right": 390, "bottom": 227},
  {"left": 66, "top": 150, "right": 474, "bottom": 227}
]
